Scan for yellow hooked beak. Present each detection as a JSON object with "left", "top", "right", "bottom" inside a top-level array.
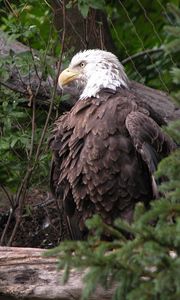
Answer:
[{"left": 58, "top": 68, "right": 79, "bottom": 87}]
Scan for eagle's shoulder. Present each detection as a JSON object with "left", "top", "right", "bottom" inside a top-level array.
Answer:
[{"left": 51, "top": 86, "right": 167, "bottom": 148}]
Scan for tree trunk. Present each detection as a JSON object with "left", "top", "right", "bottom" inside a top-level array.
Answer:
[
  {"left": 0, "top": 246, "right": 114, "bottom": 300},
  {"left": 50, "top": 0, "right": 116, "bottom": 53}
]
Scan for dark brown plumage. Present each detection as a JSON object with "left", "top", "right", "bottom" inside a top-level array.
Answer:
[{"left": 50, "top": 87, "right": 175, "bottom": 240}]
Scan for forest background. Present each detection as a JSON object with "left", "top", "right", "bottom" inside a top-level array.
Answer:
[{"left": 0, "top": 1, "right": 180, "bottom": 299}]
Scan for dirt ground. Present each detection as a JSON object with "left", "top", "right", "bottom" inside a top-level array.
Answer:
[{"left": 0, "top": 189, "right": 70, "bottom": 248}]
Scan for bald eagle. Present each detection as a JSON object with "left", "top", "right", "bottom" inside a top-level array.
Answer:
[{"left": 50, "top": 49, "right": 176, "bottom": 240}]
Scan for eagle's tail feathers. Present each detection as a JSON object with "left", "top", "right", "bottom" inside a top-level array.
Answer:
[{"left": 66, "top": 215, "right": 85, "bottom": 240}]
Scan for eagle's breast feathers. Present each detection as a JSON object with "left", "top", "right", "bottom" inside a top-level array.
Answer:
[{"left": 50, "top": 88, "right": 175, "bottom": 239}]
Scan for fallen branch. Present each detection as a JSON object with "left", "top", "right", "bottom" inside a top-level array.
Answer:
[
  {"left": 122, "top": 47, "right": 164, "bottom": 64},
  {"left": 0, "top": 246, "right": 114, "bottom": 300}
]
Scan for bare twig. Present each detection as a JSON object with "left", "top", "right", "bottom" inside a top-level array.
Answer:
[
  {"left": 0, "top": 184, "right": 14, "bottom": 207},
  {"left": 0, "top": 81, "right": 55, "bottom": 109},
  {"left": 99, "top": 22, "right": 104, "bottom": 50},
  {"left": 7, "top": 0, "right": 67, "bottom": 246},
  {"left": 66, "top": 15, "right": 87, "bottom": 48},
  {"left": 29, "top": 91, "right": 36, "bottom": 158},
  {"left": 122, "top": 48, "right": 164, "bottom": 65},
  {"left": 0, "top": 208, "right": 14, "bottom": 245},
  {"left": 28, "top": 44, "right": 41, "bottom": 81},
  {"left": 28, "top": 37, "right": 50, "bottom": 158},
  {"left": 4, "top": 0, "right": 19, "bottom": 17},
  {"left": 34, "top": 2, "right": 66, "bottom": 163},
  {"left": 7, "top": 168, "right": 32, "bottom": 246}
]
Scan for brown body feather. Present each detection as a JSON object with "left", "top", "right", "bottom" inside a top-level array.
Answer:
[{"left": 50, "top": 88, "right": 175, "bottom": 239}]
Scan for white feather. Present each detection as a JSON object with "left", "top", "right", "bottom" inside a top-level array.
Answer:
[
  {"left": 152, "top": 175, "right": 159, "bottom": 198},
  {"left": 69, "top": 49, "right": 129, "bottom": 100}
]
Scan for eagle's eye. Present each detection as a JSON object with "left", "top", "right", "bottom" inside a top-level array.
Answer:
[{"left": 80, "top": 62, "right": 85, "bottom": 68}]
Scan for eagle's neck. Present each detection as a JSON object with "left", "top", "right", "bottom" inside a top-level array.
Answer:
[{"left": 80, "top": 64, "right": 129, "bottom": 100}]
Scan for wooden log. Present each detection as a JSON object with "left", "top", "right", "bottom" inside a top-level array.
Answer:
[
  {"left": 130, "top": 80, "right": 180, "bottom": 122},
  {"left": 0, "top": 246, "right": 114, "bottom": 300}
]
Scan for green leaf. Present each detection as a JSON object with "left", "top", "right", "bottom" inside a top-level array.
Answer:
[{"left": 78, "top": 2, "right": 89, "bottom": 18}]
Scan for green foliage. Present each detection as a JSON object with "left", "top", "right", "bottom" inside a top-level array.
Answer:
[
  {"left": 67, "top": 0, "right": 105, "bottom": 18},
  {"left": 0, "top": 0, "right": 59, "bottom": 54},
  {"left": 0, "top": 85, "right": 51, "bottom": 191},
  {"left": 47, "top": 202, "right": 180, "bottom": 300},
  {"left": 0, "top": 36, "right": 56, "bottom": 193},
  {"left": 164, "top": 3, "right": 180, "bottom": 102},
  {"left": 105, "top": 0, "right": 179, "bottom": 91},
  {"left": 0, "top": 2, "right": 58, "bottom": 194},
  {"left": 0, "top": 88, "right": 28, "bottom": 188}
]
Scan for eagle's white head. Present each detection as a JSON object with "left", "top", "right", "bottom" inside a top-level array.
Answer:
[{"left": 58, "top": 49, "right": 129, "bottom": 100}]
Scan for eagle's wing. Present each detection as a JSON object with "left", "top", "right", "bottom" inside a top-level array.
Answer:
[{"left": 125, "top": 111, "right": 176, "bottom": 174}]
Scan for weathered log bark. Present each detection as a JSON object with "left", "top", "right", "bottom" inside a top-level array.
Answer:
[
  {"left": 0, "top": 246, "right": 114, "bottom": 300},
  {"left": 130, "top": 80, "right": 180, "bottom": 122}
]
